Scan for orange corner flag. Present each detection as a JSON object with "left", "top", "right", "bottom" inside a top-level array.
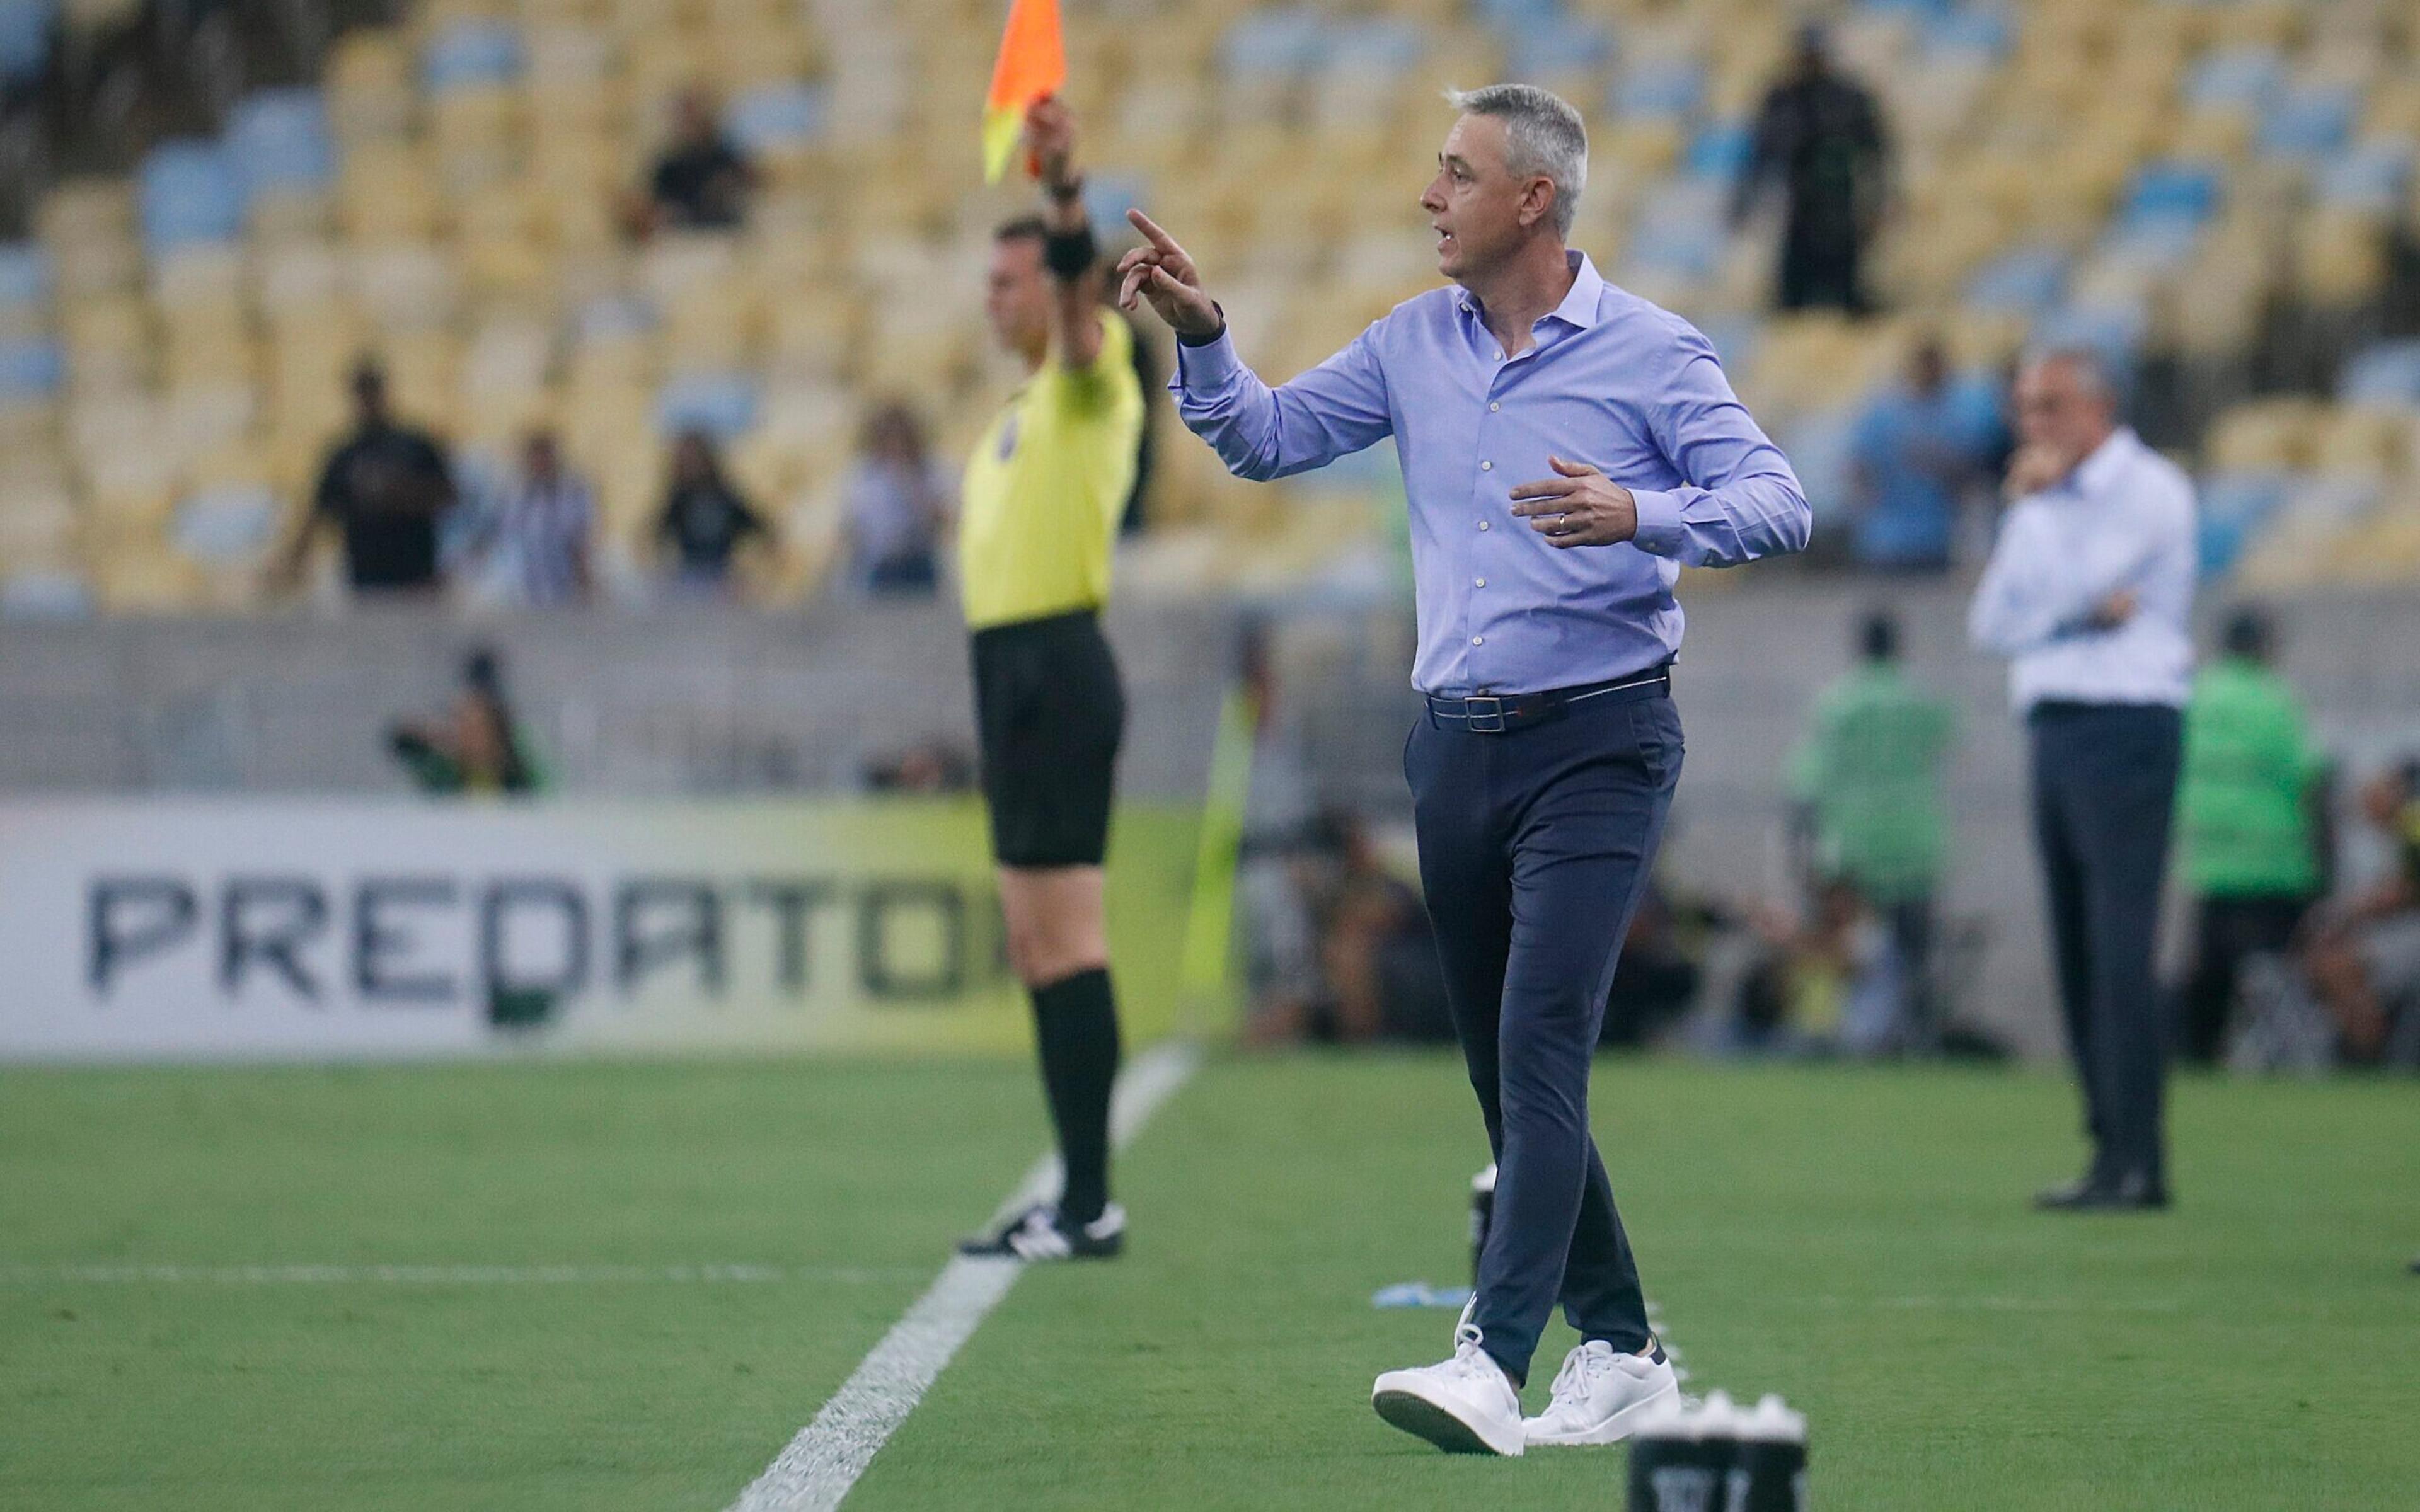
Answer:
[{"left": 982, "top": 0, "right": 1064, "bottom": 183}]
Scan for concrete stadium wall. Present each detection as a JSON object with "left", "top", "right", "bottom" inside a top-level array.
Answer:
[{"left": 6, "top": 578, "right": 2419, "bottom": 1057}]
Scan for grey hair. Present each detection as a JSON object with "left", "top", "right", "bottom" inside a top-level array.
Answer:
[
  {"left": 1443, "top": 83, "right": 1588, "bottom": 238},
  {"left": 2022, "top": 344, "right": 2121, "bottom": 405}
]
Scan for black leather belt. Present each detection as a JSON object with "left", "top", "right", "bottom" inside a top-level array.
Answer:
[{"left": 1425, "top": 663, "right": 1672, "bottom": 734}]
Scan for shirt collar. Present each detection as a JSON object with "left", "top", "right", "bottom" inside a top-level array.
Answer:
[
  {"left": 1455, "top": 249, "right": 1606, "bottom": 333},
  {"left": 2068, "top": 427, "right": 2139, "bottom": 495}
]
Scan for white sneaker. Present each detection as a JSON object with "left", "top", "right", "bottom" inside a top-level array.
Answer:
[
  {"left": 1523, "top": 1339, "right": 1680, "bottom": 1446},
  {"left": 1371, "top": 1315, "right": 1527, "bottom": 1457}
]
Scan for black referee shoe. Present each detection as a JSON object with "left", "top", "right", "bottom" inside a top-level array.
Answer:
[{"left": 958, "top": 1203, "right": 1126, "bottom": 1261}]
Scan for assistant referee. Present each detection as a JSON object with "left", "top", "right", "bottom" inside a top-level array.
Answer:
[{"left": 956, "top": 97, "right": 1147, "bottom": 1263}]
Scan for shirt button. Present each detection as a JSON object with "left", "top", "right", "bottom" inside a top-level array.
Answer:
[
  {"left": 1480, "top": 460, "right": 1492, "bottom": 471},
  {"left": 1489, "top": 401, "right": 1500, "bottom": 412},
  {"left": 1478, "top": 520, "right": 1490, "bottom": 531},
  {"left": 1471, "top": 636, "right": 1484, "bottom": 646}
]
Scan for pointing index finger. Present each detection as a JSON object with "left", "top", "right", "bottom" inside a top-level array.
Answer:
[{"left": 1127, "top": 208, "right": 1183, "bottom": 255}]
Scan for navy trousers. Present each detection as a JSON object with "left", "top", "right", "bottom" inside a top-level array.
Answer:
[
  {"left": 1404, "top": 687, "right": 1681, "bottom": 1384},
  {"left": 2027, "top": 702, "right": 2183, "bottom": 1188}
]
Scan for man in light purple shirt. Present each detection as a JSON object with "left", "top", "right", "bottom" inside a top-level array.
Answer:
[{"left": 1119, "top": 84, "right": 1808, "bottom": 1455}]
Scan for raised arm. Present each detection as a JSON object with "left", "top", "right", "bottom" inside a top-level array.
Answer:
[
  {"left": 1117, "top": 209, "right": 1392, "bottom": 481},
  {"left": 1023, "top": 98, "right": 1104, "bottom": 372}
]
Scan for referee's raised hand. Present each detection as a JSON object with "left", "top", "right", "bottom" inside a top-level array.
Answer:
[{"left": 1116, "top": 210, "right": 1223, "bottom": 340}]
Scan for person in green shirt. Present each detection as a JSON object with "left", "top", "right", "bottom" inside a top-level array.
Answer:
[
  {"left": 1787, "top": 612, "right": 1957, "bottom": 1049},
  {"left": 2175, "top": 607, "right": 2329, "bottom": 1062}
]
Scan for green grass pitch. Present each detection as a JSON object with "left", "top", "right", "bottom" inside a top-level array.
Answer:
[{"left": 3, "top": 1051, "right": 2414, "bottom": 1509}]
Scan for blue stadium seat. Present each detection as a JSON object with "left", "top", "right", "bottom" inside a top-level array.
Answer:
[
  {"left": 2121, "top": 160, "right": 2222, "bottom": 229},
  {"left": 1778, "top": 404, "right": 1862, "bottom": 522},
  {"left": 0, "top": 568, "right": 93, "bottom": 619},
  {"left": 724, "top": 83, "right": 826, "bottom": 156},
  {"left": 1507, "top": 16, "right": 1613, "bottom": 82},
  {"left": 137, "top": 140, "right": 246, "bottom": 253},
  {"left": 1472, "top": 0, "right": 1565, "bottom": 33},
  {"left": 576, "top": 293, "right": 655, "bottom": 345},
  {"left": 1684, "top": 120, "right": 1753, "bottom": 182},
  {"left": 0, "top": 335, "right": 60, "bottom": 399},
  {"left": 2184, "top": 45, "right": 2283, "bottom": 113},
  {"left": 0, "top": 0, "right": 54, "bottom": 87},
  {"left": 1609, "top": 57, "right": 1704, "bottom": 120},
  {"left": 2195, "top": 470, "right": 2289, "bottom": 578},
  {"left": 227, "top": 89, "right": 336, "bottom": 202},
  {"left": 1325, "top": 17, "right": 1426, "bottom": 74},
  {"left": 0, "top": 241, "right": 50, "bottom": 307},
  {"left": 2337, "top": 340, "right": 2420, "bottom": 406},
  {"left": 422, "top": 19, "right": 524, "bottom": 93},
  {"left": 174, "top": 484, "right": 280, "bottom": 564},
  {"left": 1923, "top": 6, "right": 2011, "bottom": 60},
  {"left": 2315, "top": 140, "right": 2411, "bottom": 214},
  {"left": 2258, "top": 85, "right": 2356, "bottom": 162},
  {"left": 1962, "top": 244, "right": 2066, "bottom": 314},
  {"left": 1219, "top": 9, "right": 1328, "bottom": 79},
  {"left": 657, "top": 372, "right": 760, "bottom": 441}
]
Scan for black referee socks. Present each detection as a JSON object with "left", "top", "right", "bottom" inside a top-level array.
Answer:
[{"left": 1030, "top": 966, "right": 1122, "bottom": 1227}]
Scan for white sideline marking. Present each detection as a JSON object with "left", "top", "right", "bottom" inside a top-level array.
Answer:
[
  {"left": 725, "top": 1041, "right": 1201, "bottom": 1512},
  {"left": 0, "top": 1264, "right": 904, "bottom": 1286}
]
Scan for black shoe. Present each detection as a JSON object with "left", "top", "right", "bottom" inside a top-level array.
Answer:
[
  {"left": 957, "top": 1202, "right": 1126, "bottom": 1261},
  {"left": 2034, "top": 1172, "right": 2169, "bottom": 1211},
  {"left": 2408, "top": 1254, "right": 2419, "bottom": 1276}
]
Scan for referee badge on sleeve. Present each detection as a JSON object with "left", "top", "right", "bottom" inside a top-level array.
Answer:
[{"left": 996, "top": 412, "right": 1021, "bottom": 461}]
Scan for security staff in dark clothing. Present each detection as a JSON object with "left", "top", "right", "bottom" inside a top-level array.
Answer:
[
  {"left": 1731, "top": 25, "right": 1891, "bottom": 316},
  {"left": 274, "top": 360, "right": 457, "bottom": 595}
]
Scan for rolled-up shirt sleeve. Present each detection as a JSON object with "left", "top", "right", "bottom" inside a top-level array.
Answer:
[
  {"left": 1172, "top": 324, "right": 1394, "bottom": 483},
  {"left": 1628, "top": 334, "right": 1812, "bottom": 566}
]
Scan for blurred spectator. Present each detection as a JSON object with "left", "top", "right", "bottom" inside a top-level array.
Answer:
[
  {"left": 477, "top": 430, "right": 595, "bottom": 607},
  {"left": 1787, "top": 611, "right": 1956, "bottom": 1045},
  {"left": 1845, "top": 338, "right": 2003, "bottom": 571},
  {"left": 1732, "top": 23, "right": 1892, "bottom": 315},
  {"left": 862, "top": 739, "right": 975, "bottom": 793},
  {"left": 1245, "top": 810, "right": 1452, "bottom": 1047},
  {"left": 1727, "top": 881, "right": 1904, "bottom": 1058},
  {"left": 638, "top": 89, "right": 756, "bottom": 233},
  {"left": 388, "top": 648, "right": 541, "bottom": 795},
  {"left": 840, "top": 402, "right": 953, "bottom": 596},
  {"left": 2174, "top": 607, "right": 2330, "bottom": 1063},
  {"left": 654, "top": 429, "right": 769, "bottom": 595},
  {"left": 273, "top": 360, "right": 458, "bottom": 596},
  {"left": 2303, "top": 759, "right": 2420, "bottom": 1068}
]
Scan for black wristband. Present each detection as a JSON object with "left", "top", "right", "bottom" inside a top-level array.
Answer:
[
  {"left": 1043, "top": 224, "right": 1098, "bottom": 280},
  {"left": 1176, "top": 303, "right": 1227, "bottom": 346},
  {"left": 1045, "top": 175, "right": 1085, "bottom": 204}
]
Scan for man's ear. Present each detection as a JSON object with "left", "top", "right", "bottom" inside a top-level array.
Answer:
[{"left": 1520, "top": 177, "right": 1556, "bottom": 231}]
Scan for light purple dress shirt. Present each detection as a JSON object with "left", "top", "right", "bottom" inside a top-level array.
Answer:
[{"left": 1173, "top": 252, "right": 1811, "bottom": 694}]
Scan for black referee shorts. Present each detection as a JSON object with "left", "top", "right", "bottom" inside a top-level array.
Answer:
[{"left": 971, "top": 608, "right": 1126, "bottom": 869}]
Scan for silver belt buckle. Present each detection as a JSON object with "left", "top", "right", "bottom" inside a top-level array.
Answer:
[{"left": 1465, "top": 695, "right": 1506, "bottom": 733}]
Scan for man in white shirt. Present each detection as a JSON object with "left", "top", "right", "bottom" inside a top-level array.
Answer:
[{"left": 1970, "top": 348, "right": 2196, "bottom": 1211}]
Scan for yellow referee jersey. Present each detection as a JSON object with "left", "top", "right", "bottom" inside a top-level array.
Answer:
[{"left": 959, "top": 310, "right": 1144, "bottom": 630}]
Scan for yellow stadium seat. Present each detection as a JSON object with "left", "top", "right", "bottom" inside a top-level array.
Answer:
[
  {"left": 2310, "top": 404, "right": 2416, "bottom": 482},
  {"left": 2205, "top": 398, "right": 2324, "bottom": 473},
  {"left": 2295, "top": 209, "right": 2389, "bottom": 307}
]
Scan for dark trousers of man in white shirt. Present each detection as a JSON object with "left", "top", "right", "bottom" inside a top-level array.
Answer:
[
  {"left": 1404, "top": 684, "right": 1680, "bottom": 1384},
  {"left": 2028, "top": 701, "right": 2183, "bottom": 1191}
]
